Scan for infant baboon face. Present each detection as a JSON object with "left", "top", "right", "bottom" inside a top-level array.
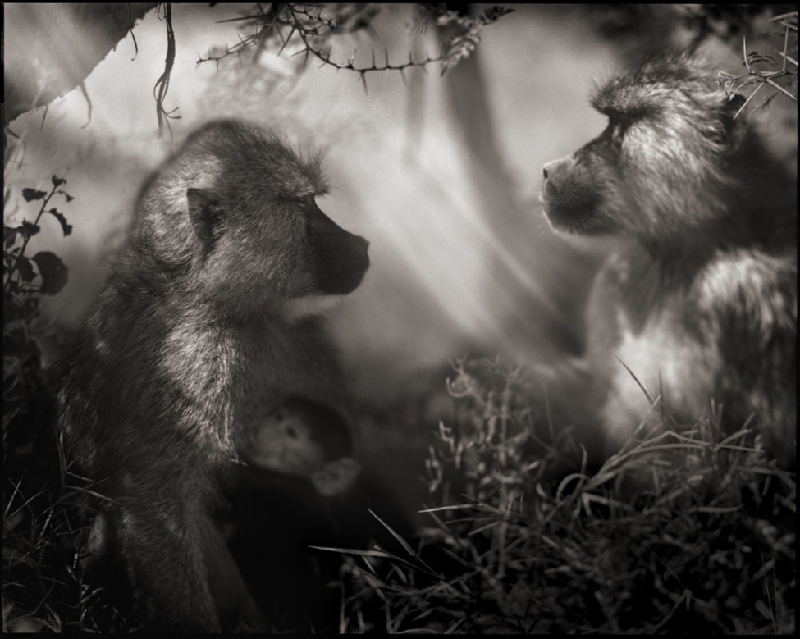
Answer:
[
  {"left": 541, "top": 53, "right": 747, "bottom": 242},
  {"left": 243, "top": 398, "right": 361, "bottom": 497},
  {"left": 246, "top": 412, "right": 326, "bottom": 475}
]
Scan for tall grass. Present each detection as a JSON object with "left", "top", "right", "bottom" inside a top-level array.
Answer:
[{"left": 338, "top": 357, "right": 795, "bottom": 633}]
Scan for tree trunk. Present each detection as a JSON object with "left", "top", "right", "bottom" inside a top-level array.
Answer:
[
  {"left": 444, "top": 43, "right": 599, "bottom": 360},
  {"left": 4, "top": 3, "right": 158, "bottom": 124}
]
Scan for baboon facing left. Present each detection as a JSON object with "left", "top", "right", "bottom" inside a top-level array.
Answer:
[
  {"left": 539, "top": 50, "right": 797, "bottom": 471},
  {"left": 56, "top": 119, "right": 370, "bottom": 631}
]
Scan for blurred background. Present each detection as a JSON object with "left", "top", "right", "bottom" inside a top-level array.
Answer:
[{"left": 5, "top": 4, "right": 797, "bottom": 519}]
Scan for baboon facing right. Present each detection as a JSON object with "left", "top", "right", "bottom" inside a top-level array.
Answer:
[
  {"left": 539, "top": 50, "right": 797, "bottom": 470},
  {"left": 56, "top": 119, "right": 370, "bottom": 631}
]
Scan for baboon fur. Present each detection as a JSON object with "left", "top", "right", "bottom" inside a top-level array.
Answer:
[
  {"left": 540, "top": 51, "right": 797, "bottom": 469},
  {"left": 56, "top": 119, "right": 370, "bottom": 631}
]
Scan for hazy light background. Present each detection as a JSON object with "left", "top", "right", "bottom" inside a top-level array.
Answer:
[
  {"left": 7, "top": 5, "right": 626, "bottom": 400},
  {"left": 9, "top": 4, "right": 796, "bottom": 523}
]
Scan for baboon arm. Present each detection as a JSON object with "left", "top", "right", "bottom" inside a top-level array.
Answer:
[
  {"left": 115, "top": 499, "right": 220, "bottom": 632},
  {"left": 706, "top": 260, "right": 797, "bottom": 465},
  {"left": 202, "top": 513, "right": 268, "bottom": 632}
]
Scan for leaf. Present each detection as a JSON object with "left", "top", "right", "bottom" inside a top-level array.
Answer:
[
  {"left": 18, "top": 221, "right": 40, "bottom": 241},
  {"left": 51, "top": 175, "right": 67, "bottom": 187},
  {"left": 4, "top": 225, "right": 17, "bottom": 248},
  {"left": 17, "top": 257, "right": 36, "bottom": 283},
  {"left": 21, "top": 188, "right": 48, "bottom": 202},
  {"left": 32, "top": 252, "right": 69, "bottom": 295},
  {"left": 47, "top": 208, "right": 73, "bottom": 237},
  {"left": 481, "top": 6, "right": 514, "bottom": 23}
]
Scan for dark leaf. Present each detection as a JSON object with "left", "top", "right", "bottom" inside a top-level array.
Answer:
[
  {"left": 17, "top": 257, "right": 36, "bottom": 283},
  {"left": 64, "top": 193, "right": 74, "bottom": 203},
  {"left": 22, "top": 188, "right": 48, "bottom": 202},
  {"left": 51, "top": 175, "right": 67, "bottom": 187},
  {"left": 4, "top": 225, "right": 17, "bottom": 248},
  {"left": 18, "top": 221, "right": 40, "bottom": 241},
  {"left": 32, "top": 251, "right": 69, "bottom": 295},
  {"left": 47, "top": 208, "right": 73, "bottom": 236},
  {"left": 24, "top": 297, "right": 40, "bottom": 313},
  {"left": 482, "top": 6, "right": 514, "bottom": 23}
]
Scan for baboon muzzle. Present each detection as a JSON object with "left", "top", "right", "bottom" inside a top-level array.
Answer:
[
  {"left": 307, "top": 206, "right": 370, "bottom": 295},
  {"left": 541, "top": 155, "right": 574, "bottom": 200}
]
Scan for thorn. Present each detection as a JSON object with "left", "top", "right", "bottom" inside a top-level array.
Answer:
[
  {"left": 399, "top": 67, "right": 407, "bottom": 87},
  {"left": 361, "top": 72, "right": 368, "bottom": 95},
  {"left": 742, "top": 34, "right": 749, "bottom": 71}
]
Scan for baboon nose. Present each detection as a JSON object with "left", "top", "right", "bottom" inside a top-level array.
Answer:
[{"left": 541, "top": 156, "right": 572, "bottom": 196}]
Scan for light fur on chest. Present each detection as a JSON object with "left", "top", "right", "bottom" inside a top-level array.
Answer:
[{"left": 601, "top": 308, "right": 719, "bottom": 452}]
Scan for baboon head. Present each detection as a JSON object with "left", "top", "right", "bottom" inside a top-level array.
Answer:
[
  {"left": 540, "top": 52, "right": 747, "bottom": 244},
  {"left": 242, "top": 396, "right": 361, "bottom": 497},
  {"left": 244, "top": 397, "right": 353, "bottom": 474},
  {"left": 136, "top": 120, "right": 369, "bottom": 313}
]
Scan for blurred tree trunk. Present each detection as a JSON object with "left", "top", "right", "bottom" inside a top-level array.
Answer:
[
  {"left": 443, "top": 17, "right": 600, "bottom": 359},
  {"left": 4, "top": 3, "right": 158, "bottom": 124}
]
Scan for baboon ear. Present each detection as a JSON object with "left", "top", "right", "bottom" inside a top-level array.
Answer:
[
  {"left": 311, "top": 458, "right": 361, "bottom": 496},
  {"left": 187, "top": 188, "right": 223, "bottom": 246}
]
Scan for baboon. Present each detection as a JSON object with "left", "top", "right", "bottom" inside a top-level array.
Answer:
[
  {"left": 239, "top": 396, "right": 362, "bottom": 497},
  {"left": 226, "top": 411, "right": 417, "bottom": 634},
  {"left": 77, "top": 397, "right": 363, "bottom": 629},
  {"left": 56, "top": 119, "right": 370, "bottom": 631},
  {"left": 539, "top": 50, "right": 797, "bottom": 469}
]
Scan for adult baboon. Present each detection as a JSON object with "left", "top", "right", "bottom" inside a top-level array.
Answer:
[
  {"left": 56, "top": 119, "right": 370, "bottom": 631},
  {"left": 539, "top": 51, "right": 797, "bottom": 469}
]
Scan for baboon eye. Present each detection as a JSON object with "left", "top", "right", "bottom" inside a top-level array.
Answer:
[
  {"left": 607, "top": 117, "right": 629, "bottom": 142},
  {"left": 284, "top": 424, "right": 299, "bottom": 439},
  {"left": 297, "top": 195, "right": 315, "bottom": 210}
]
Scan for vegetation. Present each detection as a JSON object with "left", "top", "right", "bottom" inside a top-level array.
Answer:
[
  {"left": 3, "top": 175, "right": 83, "bottom": 632},
  {"left": 338, "top": 358, "right": 795, "bottom": 633}
]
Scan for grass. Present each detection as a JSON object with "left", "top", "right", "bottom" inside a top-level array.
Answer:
[
  {"left": 2, "top": 356, "right": 795, "bottom": 633},
  {"left": 335, "top": 357, "right": 796, "bottom": 634}
]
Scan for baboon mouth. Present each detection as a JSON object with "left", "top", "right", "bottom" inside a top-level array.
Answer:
[
  {"left": 285, "top": 294, "right": 347, "bottom": 320},
  {"left": 542, "top": 206, "right": 599, "bottom": 236},
  {"left": 540, "top": 178, "right": 554, "bottom": 204}
]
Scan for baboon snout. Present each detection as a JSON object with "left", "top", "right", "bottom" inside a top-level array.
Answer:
[
  {"left": 541, "top": 156, "right": 574, "bottom": 198},
  {"left": 314, "top": 229, "right": 370, "bottom": 295}
]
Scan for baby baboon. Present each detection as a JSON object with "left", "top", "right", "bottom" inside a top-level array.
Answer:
[
  {"left": 225, "top": 398, "right": 415, "bottom": 633},
  {"left": 239, "top": 396, "right": 362, "bottom": 497},
  {"left": 56, "top": 119, "right": 370, "bottom": 631},
  {"left": 539, "top": 51, "right": 797, "bottom": 468}
]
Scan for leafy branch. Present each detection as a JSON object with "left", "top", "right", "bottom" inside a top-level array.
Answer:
[
  {"left": 196, "top": 3, "right": 514, "bottom": 91},
  {"left": 4, "top": 176, "right": 72, "bottom": 299},
  {"left": 719, "top": 11, "right": 798, "bottom": 116}
]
